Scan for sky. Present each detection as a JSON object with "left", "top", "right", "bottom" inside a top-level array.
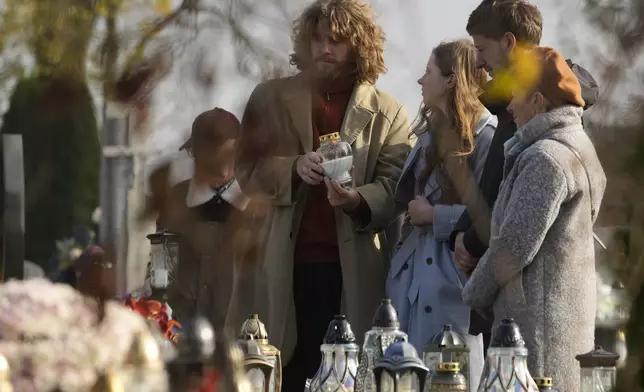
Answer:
[{"left": 144, "top": 0, "right": 595, "bottom": 180}]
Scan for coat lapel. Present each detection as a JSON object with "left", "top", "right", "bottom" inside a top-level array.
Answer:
[
  {"left": 282, "top": 74, "right": 313, "bottom": 152},
  {"left": 340, "top": 83, "right": 376, "bottom": 145},
  {"left": 341, "top": 83, "right": 376, "bottom": 185},
  {"left": 418, "top": 132, "right": 442, "bottom": 200}
]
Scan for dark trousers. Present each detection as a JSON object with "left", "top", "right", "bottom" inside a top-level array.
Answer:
[{"left": 282, "top": 262, "right": 343, "bottom": 392}]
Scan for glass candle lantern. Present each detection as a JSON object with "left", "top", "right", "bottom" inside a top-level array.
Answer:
[
  {"left": 145, "top": 231, "right": 180, "bottom": 301},
  {"left": 423, "top": 325, "right": 470, "bottom": 388},
  {"left": 477, "top": 318, "right": 538, "bottom": 392},
  {"left": 356, "top": 299, "right": 408, "bottom": 392},
  {"left": 373, "top": 340, "right": 429, "bottom": 392},
  {"left": 425, "top": 362, "right": 467, "bottom": 391},
  {"left": 240, "top": 340, "right": 274, "bottom": 392},
  {"left": 167, "top": 316, "right": 215, "bottom": 391},
  {"left": 317, "top": 132, "right": 354, "bottom": 185},
  {"left": 575, "top": 345, "right": 619, "bottom": 392},
  {"left": 309, "top": 315, "right": 360, "bottom": 392},
  {"left": 238, "top": 314, "right": 282, "bottom": 392}
]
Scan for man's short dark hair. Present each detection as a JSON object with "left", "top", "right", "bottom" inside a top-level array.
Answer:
[{"left": 466, "top": 0, "right": 543, "bottom": 45}]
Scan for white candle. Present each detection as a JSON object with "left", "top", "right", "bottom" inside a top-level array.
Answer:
[{"left": 152, "top": 269, "right": 168, "bottom": 287}]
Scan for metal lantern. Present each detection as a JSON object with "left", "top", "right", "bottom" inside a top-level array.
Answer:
[
  {"left": 373, "top": 340, "right": 429, "bottom": 392},
  {"left": 425, "top": 362, "right": 467, "bottom": 391},
  {"left": 212, "top": 331, "right": 255, "bottom": 392},
  {"left": 317, "top": 132, "right": 354, "bottom": 185},
  {"left": 356, "top": 298, "right": 408, "bottom": 392},
  {"left": 423, "top": 325, "right": 470, "bottom": 388},
  {"left": 595, "top": 279, "right": 629, "bottom": 368},
  {"left": 240, "top": 340, "right": 274, "bottom": 392},
  {"left": 309, "top": 315, "right": 360, "bottom": 392},
  {"left": 145, "top": 230, "right": 181, "bottom": 301},
  {"left": 575, "top": 345, "right": 619, "bottom": 392},
  {"left": 477, "top": 318, "right": 538, "bottom": 391},
  {"left": 238, "top": 314, "right": 282, "bottom": 392},
  {"left": 166, "top": 316, "right": 216, "bottom": 391},
  {"left": 533, "top": 377, "right": 558, "bottom": 391}
]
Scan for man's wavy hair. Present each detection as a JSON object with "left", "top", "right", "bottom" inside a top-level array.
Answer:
[{"left": 289, "top": 0, "right": 387, "bottom": 85}]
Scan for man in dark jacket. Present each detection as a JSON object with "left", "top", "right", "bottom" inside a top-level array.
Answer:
[{"left": 448, "top": 0, "right": 600, "bottom": 352}]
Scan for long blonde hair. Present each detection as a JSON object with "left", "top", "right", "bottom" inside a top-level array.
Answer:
[
  {"left": 412, "top": 40, "right": 487, "bottom": 200},
  {"left": 289, "top": 0, "right": 387, "bottom": 85}
]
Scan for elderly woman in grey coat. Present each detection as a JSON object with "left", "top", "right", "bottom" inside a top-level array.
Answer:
[
  {"left": 386, "top": 40, "right": 496, "bottom": 390},
  {"left": 462, "top": 47, "right": 606, "bottom": 392}
]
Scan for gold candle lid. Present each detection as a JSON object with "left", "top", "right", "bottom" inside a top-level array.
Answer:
[
  {"left": 319, "top": 132, "right": 341, "bottom": 143},
  {"left": 436, "top": 362, "right": 460, "bottom": 372},
  {"left": 533, "top": 377, "right": 553, "bottom": 386}
]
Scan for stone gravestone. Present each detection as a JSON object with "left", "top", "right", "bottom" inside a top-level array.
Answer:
[{"left": 1, "top": 134, "right": 25, "bottom": 281}]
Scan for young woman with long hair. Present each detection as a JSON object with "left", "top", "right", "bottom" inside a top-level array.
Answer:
[{"left": 386, "top": 39, "right": 496, "bottom": 389}]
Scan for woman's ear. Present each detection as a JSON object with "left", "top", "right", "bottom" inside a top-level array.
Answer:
[
  {"left": 446, "top": 74, "right": 456, "bottom": 89},
  {"left": 532, "top": 91, "right": 546, "bottom": 110}
]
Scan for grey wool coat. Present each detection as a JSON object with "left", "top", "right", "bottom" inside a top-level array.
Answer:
[{"left": 462, "top": 105, "right": 606, "bottom": 392}]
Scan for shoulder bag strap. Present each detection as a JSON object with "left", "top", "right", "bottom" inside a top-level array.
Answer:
[{"left": 550, "top": 138, "right": 606, "bottom": 249}]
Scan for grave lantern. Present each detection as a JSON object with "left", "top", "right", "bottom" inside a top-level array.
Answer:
[
  {"left": 423, "top": 325, "right": 470, "bottom": 387},
  {"left": 240, "top": 340, "right": 274, "bottom": 392},
  {"left": 145, "top": 230, "right": 180, "bottom": 301},
  {"left": 238, "top": 314, "right": 282, "bottom": 392},
  {"left": 373, "top": 340, "right": 428, "bottom": 392},
  {"left": 575, "top": 345, "right": 619, "bottom": 392}
]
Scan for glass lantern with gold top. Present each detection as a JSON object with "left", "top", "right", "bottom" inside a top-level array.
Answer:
[
  {"left": 423, "top": 325, "right": 470, "bottom": 388},
  {"left": 425, "top": 362, "right": 466, "bottom": 391},
  {"left": 316, "top": 132, "right": 353, "bottom": 185},
  {"left": 533, "top": 376, "right": 558, "bottom": 391},
  {"left": 238, "top": 314, "right": 281, "bottom": 392},
  {"left": 240, "top": 340, "right": 274, "bottom": 392}
]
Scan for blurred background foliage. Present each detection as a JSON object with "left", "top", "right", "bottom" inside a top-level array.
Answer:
[
  {"left": 0, "top": 0, "right": 288, "bottom": 270},
  {"left": 580, "top": 0, "right": 644, "bottom": 390}
]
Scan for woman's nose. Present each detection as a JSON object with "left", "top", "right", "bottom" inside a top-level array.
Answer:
[{"left": 417, "top": 78, "right": 422, "bottom": 85}]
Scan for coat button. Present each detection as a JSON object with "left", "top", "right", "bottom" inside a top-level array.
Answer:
[
  {"left": 402, "top": 263, "right": 409, "bottom": 271},
  {"left": 426, "top": 257, "right": 433, "bottom": 265},
  {"left": 424, "top": 305, "right": 432, "bottom": 313}
]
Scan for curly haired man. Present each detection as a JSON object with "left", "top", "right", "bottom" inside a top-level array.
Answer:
[{"left": 226, "top": 0, "right": 411, "bottom": 390}]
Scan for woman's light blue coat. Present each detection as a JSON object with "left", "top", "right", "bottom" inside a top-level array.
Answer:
[{"left": 386, "top": 110, "right": 496, "bottom": 391}]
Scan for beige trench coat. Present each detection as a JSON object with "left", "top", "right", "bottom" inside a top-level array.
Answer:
[{"left": 225, "top": 72, "right": 411, "bottom": 364}]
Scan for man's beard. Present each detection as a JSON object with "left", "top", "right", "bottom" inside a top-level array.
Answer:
[{"left": 312, "top": 59, "right": 350, "bottom": 80}]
